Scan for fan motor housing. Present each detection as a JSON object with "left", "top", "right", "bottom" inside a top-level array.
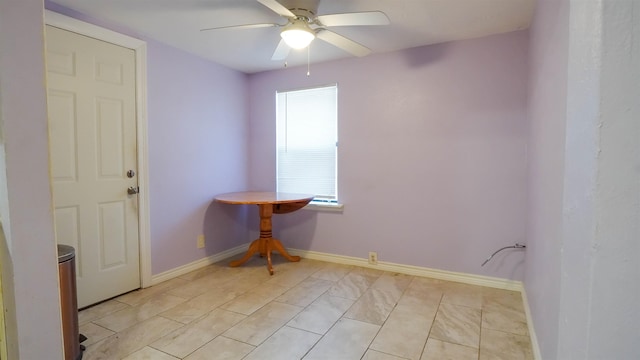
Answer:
[{"left": 279, "top": 0, "right": 319, "bottom": 19}]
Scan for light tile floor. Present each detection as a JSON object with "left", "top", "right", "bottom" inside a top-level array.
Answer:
[{"left": 79, "top": 255, "right": 533, "bottom": 360}]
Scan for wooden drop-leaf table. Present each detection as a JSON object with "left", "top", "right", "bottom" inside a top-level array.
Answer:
[{"left": 214, "top": 191, "right": 314, "bottom": 275}]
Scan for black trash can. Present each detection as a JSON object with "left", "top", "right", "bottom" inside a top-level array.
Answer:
[{"left": 57, "top": 244, "right": 83, "bottom": 360}]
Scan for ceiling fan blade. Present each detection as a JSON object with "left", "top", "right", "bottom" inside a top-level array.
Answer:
[
  {"left": 316, "top": 29, "right": 371, "bottom": 57},
  {"left": 257, "top": 0, "right": 296, "bottom": 18},
  {"left": 271, "top": 39, "right": 291, "bottom": 60},
  {"left": 200, "top": 23, "right": 281, "bottom": 32},
  {"left": 316, "top": 11, "right": 390, "bottom": 27}
]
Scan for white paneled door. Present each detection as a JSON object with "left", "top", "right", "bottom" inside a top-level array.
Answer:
[{"left": 46, "top": 25, "right": 140, "bottom": 308}]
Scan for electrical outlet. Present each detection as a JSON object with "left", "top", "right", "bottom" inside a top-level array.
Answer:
[
  {"left": 197, "top": 234, "right": 205, "bottom": 249},
  {"left": 368, "top": 251, "right": 378, "bottom": 265}
]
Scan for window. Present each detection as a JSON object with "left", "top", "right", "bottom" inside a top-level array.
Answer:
[{"left": 276, "top": 84, "right": 338, "bottom": 203}]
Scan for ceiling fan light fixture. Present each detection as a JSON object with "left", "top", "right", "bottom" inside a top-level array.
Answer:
[{"left": 280, "top": 20, "right": 315, "bottom": 49}]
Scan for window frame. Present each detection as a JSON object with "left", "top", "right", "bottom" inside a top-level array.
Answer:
[{"left": 275, "top": 84, "right": 342, "bottom": 210}]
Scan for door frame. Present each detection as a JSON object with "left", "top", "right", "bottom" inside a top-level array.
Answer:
[{"left": 45, "top": 10, "right": 152, "bottom": 288}]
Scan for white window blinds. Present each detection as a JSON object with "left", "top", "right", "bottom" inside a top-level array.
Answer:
[{"left": 276, "top": 85, "right": 338, "bottom": 201}]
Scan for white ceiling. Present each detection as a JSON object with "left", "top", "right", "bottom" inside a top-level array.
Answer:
[{"left": 50, "top": 0, "right": 535, "bottom": 74}]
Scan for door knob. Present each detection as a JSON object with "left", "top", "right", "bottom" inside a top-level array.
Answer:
[
  {"left": 127, "top": 170, "right": 136, "bottom": 178},
  {"left": 127, "top": 186, "right": 139, "bottom": 195}
]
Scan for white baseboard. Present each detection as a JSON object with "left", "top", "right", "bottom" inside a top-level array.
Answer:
[
  {"left": 150, "top": 244, "right": 521, "bottom": 290},
  {"left": 149, "top": 244, "right": 539, "bottom": 358},
  {"left": 289, "top": 247, "right": 539, "bottom": 357},
  {"left": 149, "top": 243, "right": 248, "bottom": 286},
  {"left": 288, "top": 248, "right": 523, "bottom": 291},
  {"left": 520, "top": 286, "right": 542, "bottom": 360}
]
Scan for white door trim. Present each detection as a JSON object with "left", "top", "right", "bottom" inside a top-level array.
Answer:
[{"left": 45, "top": 10, "right": 152, "bottom": 288}]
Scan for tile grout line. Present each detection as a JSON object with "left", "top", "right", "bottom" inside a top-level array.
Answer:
[
  {"left": 234, "top": 267, "right": 335, "bottom": 359},
  {"left": 258, "top": 279, "right": 334, "bottom": 359},
  {"left": 81, "top": 258, "right": 532, "bottom": 359},
  {"left": 417, "top": 291, "right": 444, "bottom": 359},
  {"left": 478, "top": 308, "right": 484, "bottom": 360}
]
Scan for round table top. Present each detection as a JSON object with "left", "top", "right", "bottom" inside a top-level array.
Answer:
[{"left": 214, "top": 191, "right": 315, "bottom": 205}]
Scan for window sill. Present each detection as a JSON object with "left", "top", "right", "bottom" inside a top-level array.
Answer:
[{"left": 303, "top": 202, "right": 344, "bottom": 212}]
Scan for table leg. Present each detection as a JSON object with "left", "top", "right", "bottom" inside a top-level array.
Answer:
[
  {"left": 271, "top": 238, "right": 301, "bottom": 263},
  {"left": 228, "top": 203, "right": 301, "bottom": 275},
  {"left": 229, "top": 239, "right": 261, "bottom": 267},
  {"left": 266, "top": 244, "right": 273, "bottom": 275}
]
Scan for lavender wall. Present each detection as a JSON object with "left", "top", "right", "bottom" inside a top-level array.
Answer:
[
  {"left": 524, "top": 0, "right": 569, "bottom": 358},
  {"left": 248, "top": 31, "right": 529, "bottom": 280},
  {"left": 45, "top": 1, "right": 251, "bottom": 275},
  {"left": 526, "top": 1, "right": 640, "bottom": 357},
  {"left": 0, "top": 0, "right": 64, "bottom": 358},
  {"left": 147, "top": 42, "right": 250, "bottom": 274},
  {"left": 557, "top": 0, "right": 640, "bottom": 357}
]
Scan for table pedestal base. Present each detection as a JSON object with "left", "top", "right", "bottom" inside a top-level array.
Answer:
[
  {"left": 229, "top": 203, "right": 300, "bottom": 275},
  {"left": 229, "top": 237, "right": 300, "bottom": 275}
]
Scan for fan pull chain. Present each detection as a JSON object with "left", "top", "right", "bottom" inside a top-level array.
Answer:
[{"left": 307, "top": 45, "right": 311, "bottom": 76}]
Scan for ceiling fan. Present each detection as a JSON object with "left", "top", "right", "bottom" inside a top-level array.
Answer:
[{"left": 201, "top": 0, "right": 390, "bottom": 61}]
